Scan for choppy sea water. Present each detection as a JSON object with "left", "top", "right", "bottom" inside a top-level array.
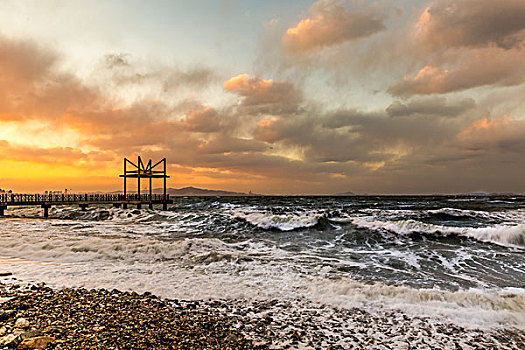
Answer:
[{"left": 1, "top": 196, "right": 524, "bottom": 330}]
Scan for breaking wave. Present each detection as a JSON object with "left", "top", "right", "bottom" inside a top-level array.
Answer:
[
  {"left": 232, "top": 211, "right": 323, "bottom": 231},
  {"left": 350, "top": 217, "right": 525, "bottom": 248}
]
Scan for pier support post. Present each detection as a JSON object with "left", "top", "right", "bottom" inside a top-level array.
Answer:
[
  {"left": 137, "top": 204, "right": 142, "bottom": 209},
  {"left": 0, "top": 205, "right": 6, "bottom": 216},
  {"left": 148, "top": 203, "right": 153, "bottom": 209},
  {"left": 42, "top": 204, "right": 50, "bottom": 218},
  {"left": 79, "top": 204, "right": 88, "bottom": 211},
  {"left": 123, "top": 203, "right": 128, "bottom": 209},
  {"left": 113, "top": 203, "right": 121, "bottom": 208},
  {"left": 162, "top": 203, "right": 167, "bottom": 211}
]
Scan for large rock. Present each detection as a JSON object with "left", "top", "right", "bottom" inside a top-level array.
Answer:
[
  {"left": 0, "top": 309, "right": 16, "bottom": 321},
  {"left": 17, "top": 336, "right": 56, "bottom": 350},
  {"left": 20, "top": 329, "right": 43, "bottom": 340},
  {"left": 0, "top": 334, "right": 19, "bottom": 347},
  {"left": 15, "top": 318, "right": 30, "bottom": 329}
]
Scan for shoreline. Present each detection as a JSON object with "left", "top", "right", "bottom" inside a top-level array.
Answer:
[{"left": 1, "top": 281, "right": 524, "bottom": 349}]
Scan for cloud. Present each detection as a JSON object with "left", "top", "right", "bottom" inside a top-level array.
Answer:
[
  {"left": 0, "top": 37, "right": 56, "bottom": 85},
  {"left": 64, "top": 102, "right": 173, "bottom": 137},
  {"left": 2, "top": 30, "right": 525, "bottom": 194},
  {"left": 224, "top": 74, "right": 301, "bottom": 114},
  {"left": 386, "top": 1, "right": 525, "bottom": 98},
  {"left": 417, "top": 0, "right": 525, "bottom": 50},
  {"left": 386, "top": 96, "right": 475, "bottom": 117},
  {"left": 197, "top": 136, "right": 267, "bottom": 155},
  {"left": 282, "top": 0, "right": 385, "bottom": 53},
  {"left": 183, "top": 107, "right": 221, "bottom": 133},
  {"left": 99, "top": 53, "right": 219, "bottom": 94},
  {"left": 388, "top": 48, "right": 525, "bottom": 96},
  {"left": 0, "top": 140, "right": 88, "bottom": 164},
  {"left": 458, "top": 115, "right": 525, "bottom": 153},
  {"left": 0, "top": 36, "right": 100, "bottom": 122},
  {"left": 253, "top": 116, "right": 282, "bottom": 143}
]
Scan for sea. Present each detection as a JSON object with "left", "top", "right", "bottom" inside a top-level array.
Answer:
[{"left": 1, "top": 195, "right": 524, "bottom": 331}]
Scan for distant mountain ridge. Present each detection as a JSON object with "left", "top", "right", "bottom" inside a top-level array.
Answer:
[
  {"left": 112, "top": 186, "right": 251, "bottom": 196},
  {"left": 162, "top": 186, "right": 249, "bottom": 196},
  {"left": 334, "top": 191, "right": 355, "bottom": 196}
]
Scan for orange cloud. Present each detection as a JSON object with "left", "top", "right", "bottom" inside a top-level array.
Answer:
[
  {"left": 459, "top": 116, "right": 513, "bottom": 138},
  {"left": 256, "top": 116, "right": 279, "bottom": 128},
  {"left": 389, "top": 65, "right": 448, "bottom": 96},
  {"left": 388, "top": 47, "right": 525, "bottom": 97},
  {"left": 224, "top": 74, "right": 274, "bottom": 95},
  {"left": 197, "top": 136, "right": 267, "bottom": 155},
  {"left": 458, "top": 116, "right": 525, "bottom": 153},
  {"left": 224, "top": 74, "right": 301, "bottom": 114},
  {"left": 282, "top": 0, "right": 385, "bottom": 52},
  {"left": 183, "top": 107, "right": 221, "bottom": 133},
  {"left": 0, "top": 140, "right": 88, "bottom": 164},
  {"left": 254, "top": 117, "right": 282, "bottom": 143},
  {"left": 416, "top": 0, "right": 525, "bottom": 49}
]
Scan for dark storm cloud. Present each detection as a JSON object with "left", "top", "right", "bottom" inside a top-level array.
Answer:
[{"left": 386, "top": 97, "right": 475, "bottom": 117}]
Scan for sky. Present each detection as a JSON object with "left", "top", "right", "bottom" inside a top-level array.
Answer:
[{"left": 0, "top": 0, "right": 524, "bottom": 194}]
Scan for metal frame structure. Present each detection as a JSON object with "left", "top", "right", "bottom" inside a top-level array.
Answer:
[{"left": 120, "top": 157, "right": 170, "bottom": 209}]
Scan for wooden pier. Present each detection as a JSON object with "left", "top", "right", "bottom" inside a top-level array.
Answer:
[
  {"left": 0, "top": 193, "right": 173, "bottom": 217},
  {"left": 0, "top": 156, "right": 172, "bottom": 218}
]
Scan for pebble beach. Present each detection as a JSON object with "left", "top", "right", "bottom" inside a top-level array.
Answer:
[{"left": 1, "top": 281, "right": 524, "bottom": 349}]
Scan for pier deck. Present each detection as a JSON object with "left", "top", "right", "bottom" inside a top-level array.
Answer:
[{"left": 0, "top": 193, "right": 172, "bottom": 217}]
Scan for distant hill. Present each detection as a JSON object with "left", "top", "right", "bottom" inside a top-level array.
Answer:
[
  {"left": 334, "top": 191, "right": 355, "bottom": 196},
  {"left": 113, "top": 186, "right": 252, "bottom": 196},
  {"left": 162, "top": 187, "right": 249, "bottom": 196}
]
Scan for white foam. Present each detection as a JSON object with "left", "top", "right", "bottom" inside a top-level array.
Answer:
[
  {"left": 351, "top": 217, "right": 525, "bottom": 248},
  {"left": 348, "top": 207, "right": 525, "bottom": 225},
  {"left": 232, "top": 211, "right": 321, "bottom": 231},
  {"left": 1, "top": 214, "right": 524, "bottom": 331},
  {"left": 308, "top": 279, "right": 525, "bottom": 329}
]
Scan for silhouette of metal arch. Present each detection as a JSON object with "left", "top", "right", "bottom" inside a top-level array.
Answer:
[{"left": 119, "top": 156, "right": 170, "bottom": 209}]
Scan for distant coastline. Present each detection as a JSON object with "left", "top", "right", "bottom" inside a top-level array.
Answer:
[
  {"left": 111, "top": 186, "right": 256, "bottom": 196},
  {"left": 105, "top": 187, "right": 523, "bottom": 197}
]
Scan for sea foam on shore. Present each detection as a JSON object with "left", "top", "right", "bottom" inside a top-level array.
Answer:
[{"left": 1, "top": 281, "right": 524, "bottom": 349}]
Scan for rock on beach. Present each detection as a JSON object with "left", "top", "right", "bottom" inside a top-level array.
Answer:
[
  {"left": 14, "top": 318, "right": 30, "bottom": 329},
  {"left": 16, "top": 336, "right": 56, "bottom": 349}
]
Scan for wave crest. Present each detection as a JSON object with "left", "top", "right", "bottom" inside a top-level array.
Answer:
[
  {"left": 232, "top": 211, "right": 321, "bottom": 231},
  {"left": 350, "top": 217, "right": 525, "bottom": 248}
]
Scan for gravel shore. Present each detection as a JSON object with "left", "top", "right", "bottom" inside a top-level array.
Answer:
[{"left": 1, "top": 281, "right": 524, "bottom": 349}]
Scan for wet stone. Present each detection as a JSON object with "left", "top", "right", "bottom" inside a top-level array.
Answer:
[
  {"left": 16, "top": 336, "right": 56, "bottom": 350},
  {"left": 14, "top": 318, "right": 30, "bottom": 329},
  {"left": 0, "top": 333, "right": 19, "bottom": 348}
]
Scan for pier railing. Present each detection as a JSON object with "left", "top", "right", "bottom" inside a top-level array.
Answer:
[{"left": 0, "top": 193, "right": 170, "bottom": 204}]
